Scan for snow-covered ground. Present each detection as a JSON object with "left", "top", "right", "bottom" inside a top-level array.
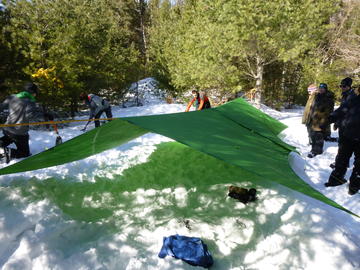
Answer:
[{"left": 0, "top": 98, "right": 359, "bottom": 270}]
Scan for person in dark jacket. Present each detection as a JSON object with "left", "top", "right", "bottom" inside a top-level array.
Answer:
[
  {"left": 329, "top": 77, "right": 355, "bottom": 169},
  {"left": 334, "top": 77, "right": 354, "bottom": 133},
  {"left": 185, "top": 90, "right": 211, "bottom": 112},
  {"left": 325, "top": 85, "right": 360, "bottom": 195},
  {"left": 80, "top": 93, "right": 113, "bottom": 130},
  {"left": 303, "top": 83, "right": 335, "bottom": 158},
  {"left": 0, "top": 82, "right": 43, "bottom": 162}
]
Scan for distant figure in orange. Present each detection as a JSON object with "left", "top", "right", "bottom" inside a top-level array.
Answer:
[{"left": 185, "top": 90, "right": 211, "bottom": 112}]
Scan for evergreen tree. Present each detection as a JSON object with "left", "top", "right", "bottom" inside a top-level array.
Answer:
[
  {"left": 2, "top": 0, "right": 144, "bottom": 113},
  {"left": 148, "top": 0, "right": 341, "bottom": 104}
]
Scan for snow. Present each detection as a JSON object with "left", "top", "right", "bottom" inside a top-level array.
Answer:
[{"left": 0, "top": 98, "right": 360, "bottom": 269}]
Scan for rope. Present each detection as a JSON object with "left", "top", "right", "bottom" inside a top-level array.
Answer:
[{"left": 0, "top": 118, "right": 116, "bottom": 128}]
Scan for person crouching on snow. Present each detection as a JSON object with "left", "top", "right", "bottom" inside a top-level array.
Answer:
[
  {"left": 303, "top": 83, "right": 334, "bottom": 158},
  {"left": 185, "top": 90, "right": 211, "bottom": 112},
  {"left": 80, "top": 93, "right": 113, "bottom": 130}
]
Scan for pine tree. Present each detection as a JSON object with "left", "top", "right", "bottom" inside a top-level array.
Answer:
[
  {"left": 2, "top": 0, "right": 144, "bottom": 112},
  {"left": 148, "top": 0, "right": 341, "bottom": 104}
]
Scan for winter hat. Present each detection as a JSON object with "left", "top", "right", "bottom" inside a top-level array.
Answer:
[
  {"left": 340, "top": 77, "right": 352, "bottom": 87},
  {"left": 307, "top": 84, "right": 317, "bottom": 94},
  {"left": 319, "top": 83, "right": 328, "bottom": 90},
  {"left": 24, "top": 82, "right": 38, "bottom": 95}
]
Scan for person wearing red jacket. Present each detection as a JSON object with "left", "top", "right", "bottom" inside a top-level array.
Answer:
[{"left": 185, "top": 90, "right": 211, "bottom": 112}]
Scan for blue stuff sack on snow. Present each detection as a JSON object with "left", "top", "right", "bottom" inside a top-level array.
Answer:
[{"left": 158, "top": 234, "right": 214, "bottom": 268}]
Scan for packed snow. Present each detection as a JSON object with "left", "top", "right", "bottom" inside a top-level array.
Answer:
[{"left": 0, "top": 93, "right": 360, "bottom": 269}]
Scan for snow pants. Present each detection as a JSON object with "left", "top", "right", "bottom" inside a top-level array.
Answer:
[
  {"left": 329, "top": 137, "right": 360, "bottom": 189},
  {"left": 309, "top": 130, "right": 324, "bottom": 155},
  {"left": 94, "top": 106, "right": 113, "bottom": 128},
  {"left": 0, "top": 131, "right": 30, "bottom": 159}
]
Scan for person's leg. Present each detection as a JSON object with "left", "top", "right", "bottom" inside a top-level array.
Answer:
[
  {"left": 105, "top": 106, "right": 113, "bottom": 120},
  {"left": 311, "top": 131, "right": 324, "bottom": 155},
  {"left": 334, "top": 137, "right": 352, "bottom": 170},
  {"left": 325, "top": 138, "right": 354, "bottom": 187},
  {"left": 11, "top": 133, "right": 30, "bottom": 158},
  {"left": 94, "top": 111, "right": 103, "bottom": 127},
  {"left": 348, "top": 141, "right": 360, "bottom": 195},
  {"left": 323, "top": 125, "right": 331, "bottom": 141},
  {"left": 0, "top": 133, "right": 13, "bottom": 162},
  {"left": 308, "top": 131, "right": 324, "bottom": 157},
  {"left": 0, "top": 133, "right": 13, "bottom": 148}
]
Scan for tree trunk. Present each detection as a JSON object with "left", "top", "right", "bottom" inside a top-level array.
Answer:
[
  {"left": 138, "top": 0, "right": 148, "bottom": 73},
  {"left": 254, "top": 56, "right": 264, "bottom": 104}
]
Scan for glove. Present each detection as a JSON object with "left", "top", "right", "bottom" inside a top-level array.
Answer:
[{"left": 327, "top": 115, "right": 335, "bottom": 124}]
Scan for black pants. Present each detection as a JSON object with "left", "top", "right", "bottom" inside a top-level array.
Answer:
[
  {"left": 334, "top": 136, "right": 354, "bottom": 175},
  {"left": 323, "top": 125, "right": 332, "bottom": 140},
  {"left": 350, "top": 141, "right": 360, "bottom": 190},
  {"left": 94, "top": 107, "right": 113, "bottom": 128},
  {"left": 333, "top": 128, "right": 349, "bottom": 166},
  {"left": 329, "top": 137, "right": 360, "bottom": 187},
  {"left": 309, "top": 130, "right": 324, "bottom": 155},
  {"left": 0, "top": 131, "right": 30, "bottom": 159}
]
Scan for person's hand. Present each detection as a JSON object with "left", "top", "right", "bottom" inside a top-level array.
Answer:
[
  {"left": 333, "top": 124, "right": 338, "bottom": 131},
  {"left": 327, "top": 115, "right": 335, "bottom": 124}
]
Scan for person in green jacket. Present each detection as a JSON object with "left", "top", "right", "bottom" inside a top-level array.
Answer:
[{"left": 0, "top": 83, "right": 44, "bottom": 162}]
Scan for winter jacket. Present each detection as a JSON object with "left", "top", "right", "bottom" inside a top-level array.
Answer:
[
  {"left": 329, "top": 93, "right": 360, "bottom": 140},
  {"left": 334, "top": 89, "right": 355, "bottom": 131},
  {"left": 340, "top": 89, "right": 354, "bottom": 104},
  {"left": 302, "top": 93, "right": 316, "bottom": 125},
  {"left": 304, "top": 91, "right": 334, "bottom": 131},
  {"left": 0, "top": 92, "right": 43, "bottom": 136},
  {"left": 86, "top": 94, "right": 110, "bottom": 119}
]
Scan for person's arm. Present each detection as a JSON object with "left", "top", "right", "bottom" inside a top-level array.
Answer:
[
  {"left": 185, "top": 98, "right": 195, "bottom": 112},
  {"left": 0, "top": 97, "right": 10, "bottom": 111},
  {"left": 26, "top": 102, "right": 46, "bottom": 120},
  {"left": 89, "top": 101, "right": 97, "bottom": 119},
  {"left": 329, "top": 101, "right": 348, "bottom": 124},
  {"left": 197, "top": 99, "right": 205, "bottom": 110}
]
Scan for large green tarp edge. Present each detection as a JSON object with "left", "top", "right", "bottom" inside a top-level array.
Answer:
[
  {"left": 0, "top": 98, "right": 356, "bottom": 217},
  {"left": 0, "top": 119, "right": 149, "bottom": 175}
]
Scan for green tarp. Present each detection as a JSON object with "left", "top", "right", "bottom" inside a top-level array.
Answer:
[{"left": 0, "top": 98, "right": 354, "bottom": 216}]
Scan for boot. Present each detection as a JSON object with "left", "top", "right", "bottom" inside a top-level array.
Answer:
[
  {"left": 348, "top": 187, "right": 359, "bottom": 196},
  {"left": 349, "top": 172, "right": 360, "bottom": 195},
  {"left": 0, "top": 147, "right": 10, "bottom": 164},
  {"left": 324, "top": 170, "right": 347, "bottom": 187},
  {"left": 307, "top": 151, "right": 323, "bottom": 158}
]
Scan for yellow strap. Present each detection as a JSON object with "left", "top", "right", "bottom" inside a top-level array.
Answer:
[{"left": 0, "top": 118, "right": 115, "bottom": 128}]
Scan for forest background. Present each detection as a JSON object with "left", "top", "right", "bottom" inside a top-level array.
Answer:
[{"left": 0, "top": 0, "right": 359, "bottom": 114}]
